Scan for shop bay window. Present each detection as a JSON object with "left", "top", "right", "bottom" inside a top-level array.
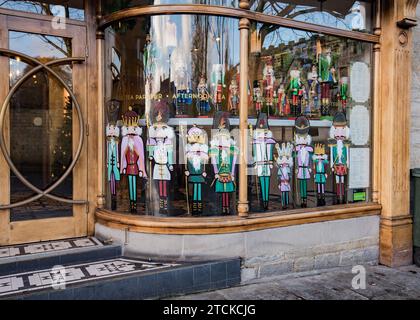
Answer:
[{"left": 103, "top": 8, "right": 373, "bottom": 217}]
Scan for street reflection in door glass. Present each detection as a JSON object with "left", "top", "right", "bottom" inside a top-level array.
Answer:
[{"left": 9, "top": 31, "right": 74, "bottom": 221}]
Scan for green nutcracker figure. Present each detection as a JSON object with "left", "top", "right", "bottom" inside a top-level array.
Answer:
[
  {"left": 318, "top": 47, "right": 337, "bottom": 116},
  {"left": 209, "top": 112, "right": 238, "bottom": 215},
  {"left": 289, "top": 67, "right": 302, "bottom": 117},
  {"left": 252, "top": 113, "right": 276, "bottom": 211},
  {"left": 313, "top": 143, "right": 329, "bottom": 206},
  {"left": 185, "top": 125, "right": 209, "bottom": 215}
]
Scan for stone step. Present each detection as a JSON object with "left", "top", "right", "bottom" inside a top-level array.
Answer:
[
  {"left": 0, "top": 237, "right": 121, "bottom": 276},
  {"left": 0, "top": 257, "right": 241, "bottom": 300}
]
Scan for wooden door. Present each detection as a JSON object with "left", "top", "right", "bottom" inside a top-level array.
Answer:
[{"left": 0, "top": 9, "right": 89, "bottom": 245}]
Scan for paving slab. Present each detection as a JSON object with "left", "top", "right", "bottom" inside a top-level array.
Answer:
[{"left": 171, "top": 265, "right": 420, "bottom": 300}]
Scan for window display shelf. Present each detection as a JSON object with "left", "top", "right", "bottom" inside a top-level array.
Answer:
[{"left": 139, "top": 118, "right": 333, "bottom": 127}]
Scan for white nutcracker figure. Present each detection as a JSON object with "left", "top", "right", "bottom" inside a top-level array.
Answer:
[
  {"left": 147, "top": 101, "right": 175, "bottom": 214},
  {"left": 276, "top": 142, "right": 294, "bottom": 209},
  {"left": 252, "top": 113, "right": 276, "bottom": 211},
  {"left": 185, "top": 125, "right": 209, "bottom": 215}
]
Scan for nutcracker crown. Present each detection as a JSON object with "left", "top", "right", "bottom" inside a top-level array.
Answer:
[
  {"left": 122, "top": 106, "right": 139, "bottom": 127},
  {"left": 314, "top": 143, "right": 326, "bottom": 155},
  {"left": 276, "top": 142, "right": 293, "bottom": 158}
]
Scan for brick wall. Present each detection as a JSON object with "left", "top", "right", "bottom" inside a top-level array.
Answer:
[{"left": 411, "top": 4, "right": 420, "bottom": 169}]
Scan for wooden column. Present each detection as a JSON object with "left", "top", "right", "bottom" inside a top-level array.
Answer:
[
  {"left": 237, "top": 16, "right": 250, "bottom": 217},
  {"left": 0, "top": 14, "right": 9, "bottom": 244},
  {"left": 96, "top": 2, "right": 106, "bottom": 209},
  {"left": 372, "top": 0, "right": 382, "bottom": 204},
  {"left": 379, "top": 0, "right": 419, "bottom": 267}
]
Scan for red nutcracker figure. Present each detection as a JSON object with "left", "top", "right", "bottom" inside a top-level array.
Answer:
[
  {"left": 263, "top": 62, "right": 275, "bottom": 115},
  {"left": 215, "top": 80, "right": 223, "bottom": 112},
  {"left": 277, "top": 84, "right": 290, "bottom": 116},
  {"left": 120, "top": 107, "right": 147, "bottom": 213}
]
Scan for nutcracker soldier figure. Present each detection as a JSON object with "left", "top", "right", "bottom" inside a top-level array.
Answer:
[
  {"left": 275, "top": 142, "right": 294, "bottom": 209},
  {"left": 263, "top": 62, "right": 276, "bottom": 116},
  {"left": 313, "top": 143, "right": 329, "bottom": 206},
  {"left": 339, "top": 77, "right": 349, "bottom": 113},
  {"left": 185, "top": 125, "right": 209, "bottom": 215},
  {"left": 106, "top": 100, "right": 121, "bottom": 211},
  {"left": 211, "top": 64, "right": 224, "bottom": 112},
  {"left": 276, "top": 84, "right": 290, "bottom": 116},
  {"left": 294, "top": 116, "right": 313, "bottom": 208},
  {"left": 120, "top": 107, "right": 147, "bottom": 213},
  {"left": 174, "top": 63, "right": 190, "bottom": 117},
  {"left": 289, "top": 68, "right": 302, "bottom": 117},
  {"left": 147, "top": 102, "right": 175, "bottom": 214},
  {"left": 209, "top": 112, "right": 239, "bottom": 215},
  {"left": 252, "top": 113, "right": 276, "bottom": 210},
  {"left": 307, "top": 65, "right": 320, "bottom": 115},
  {"left": 253, "top": 80, "right": 263, "bottom": 116},
  {"left": 328, "top": 112, "right": 350, "bottom": 204},
  {"left": 318, "top": 47, "right": 337, "bottom": 116},
  {"left": 197, "top": 75, "right": 211, "bottom": 116},
  {"left": 228, "top": 78, "right": 239, "bottom": 116}
]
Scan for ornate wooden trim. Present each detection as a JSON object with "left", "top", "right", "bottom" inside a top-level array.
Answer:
[
  {"left": 96, "top": 203, "right": 381, "bottom": 235},
  {"left": 396, "top": 0, "right": 419, "bottom": 28},
  {"left": 98, "top": 4, "right": 380, "bottom": 43}
]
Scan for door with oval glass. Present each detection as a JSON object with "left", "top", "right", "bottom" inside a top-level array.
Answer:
[{"left": 0, "top": 11, "right": 88, "bottom": 245}]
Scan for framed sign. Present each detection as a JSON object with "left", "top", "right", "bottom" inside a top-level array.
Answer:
[
  {"left": 349, "top": 105, "right": 370, "bottom": 146},
  {"left": 350, "top": 62, "right": 370, "bottom": 103},
  {"left": 349, "top": 147, "right": 370, "bottom": 189}
]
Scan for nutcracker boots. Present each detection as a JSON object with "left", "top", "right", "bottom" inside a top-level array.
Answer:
[
  {"left": 129, "top": 201, "right": 137, "bottom": 214},
  {"left": 111, "top": 194, "right": 117, "bottom": 211}
]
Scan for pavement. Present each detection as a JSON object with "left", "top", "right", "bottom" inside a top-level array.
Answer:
[{"left": 169, "top": 264, "right": 420, "bottom": 300}]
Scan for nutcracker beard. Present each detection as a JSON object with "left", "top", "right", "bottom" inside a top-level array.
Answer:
[{"left": 321, "top": 83, "right": 330, "bottom": 116}]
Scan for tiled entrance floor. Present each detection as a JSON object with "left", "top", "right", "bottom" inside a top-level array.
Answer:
[{"left": 0, "top": 238, "right": 103, "bottom": 259}]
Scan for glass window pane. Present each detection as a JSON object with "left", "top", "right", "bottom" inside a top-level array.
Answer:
[
  {"left": 0, "top": 1, "right": 85, "bottom": 21},
  {"left": 9, "top": 31, "right": 74, "bottom": 221},
  {"left": 105, "top": 15, "right": 240, "bottom": 216},
  {"left": 250, "top": 0, "right": 374, "bottom": 33},
  {"left": 248, "top": 23, "right": 372, "bottom": 213}
]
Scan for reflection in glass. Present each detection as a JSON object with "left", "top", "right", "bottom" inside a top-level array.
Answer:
[
  {"left": 102, "top": 0, "right": 238, "bottom": 14},
  {"left": 105, "top": 15, "right": 239, "bottom": 216},
  {"left": 248, "top": 24, "right": 372, "bottom": 212},
  {"left": 9, "top": 31, "right": 73, "bottom": 221},
  {"left": 250, "top": 0, "right": 373, "bottom": 33},
  {"left": 0, "top": 1, "right": 85, "bottom": 21}
]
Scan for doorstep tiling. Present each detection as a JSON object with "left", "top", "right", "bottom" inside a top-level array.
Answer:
[{"left": 0, "top": 258, "right": 178, "bottom": 298}]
